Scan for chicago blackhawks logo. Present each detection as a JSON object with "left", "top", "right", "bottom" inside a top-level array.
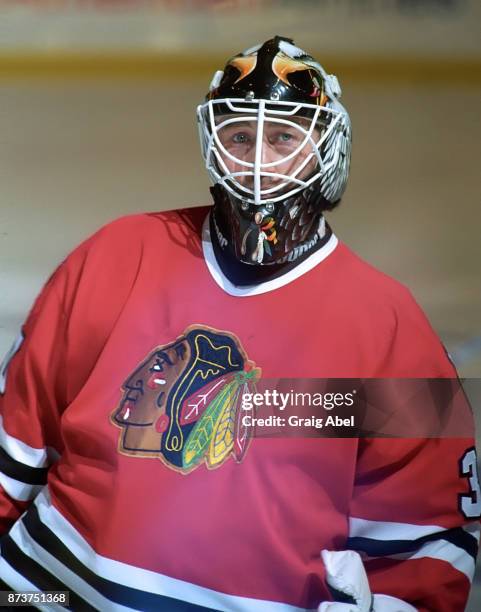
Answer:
[{"left": 111, "top": 325, "right": 261, "bottom": 474}]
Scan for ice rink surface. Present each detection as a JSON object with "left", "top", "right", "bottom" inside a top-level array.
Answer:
[{"left": 0, "top": 78, "right": 480, "bottom": 609}]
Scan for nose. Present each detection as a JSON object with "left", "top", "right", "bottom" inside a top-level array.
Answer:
[
  {"left": 260, "top": 139, "right": 281, "bottom": 166},
  {"left": 241, "top": 138, "right": 280, "bottom": 166},
  {"left": 259, "top": 139, "right": 284, "bottom": 188}
]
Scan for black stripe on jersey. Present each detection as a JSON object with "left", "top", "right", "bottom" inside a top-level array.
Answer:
[
  {"left": 0, "top": 534, "right": 94, "bottom": 611},
  {"left": 22, "top": 506, "right": 222, "bottom": 612},
  {"left": 347, "top": 526, "right": 478, "bottom": 560},
  {"left": 0, "top": 446, "right": 48, "bottom": 485}
]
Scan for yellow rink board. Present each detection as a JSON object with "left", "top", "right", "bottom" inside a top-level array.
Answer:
[{"left": 0, "top": 52, "right": 480, "bottom": 84}]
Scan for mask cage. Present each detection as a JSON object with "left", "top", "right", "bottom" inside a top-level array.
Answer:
[{"left": 197, "top": 98, "right": 347, "bottom": 206}]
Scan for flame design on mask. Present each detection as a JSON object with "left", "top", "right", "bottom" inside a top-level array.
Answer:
[
  {"left": 272, "top": 52, "right": 328, "bottom": 105},
  {"left": 229, "top": 55, "right": 258, "bottom": 84},
  {"left": 272, "top": 52, "right": 312, "bottom": 85}
]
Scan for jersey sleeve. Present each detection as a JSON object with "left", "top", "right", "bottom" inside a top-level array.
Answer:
[
  {"left": 0, "top": 215, "right": 151, "bottom": 536},
  {"left": 0, "top": 218, "right": 131, "bottom": 537},
  {"left": 348, "top": 289, "right": 480, "bottom": 611},
  {"left": 349, "top": 438, "right": 479, "bottom": 611},
  {"left": 0, "top": 265, "right": 70, "bottom": 534}
]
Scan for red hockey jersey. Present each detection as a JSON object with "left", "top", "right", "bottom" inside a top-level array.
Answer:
[{"left": 0, "top": 206, "right": 478, "bottom": 611}]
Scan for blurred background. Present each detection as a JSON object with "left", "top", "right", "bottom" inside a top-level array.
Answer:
[{"left": 0, "top": 0, "right": 480, "bottom": 608}]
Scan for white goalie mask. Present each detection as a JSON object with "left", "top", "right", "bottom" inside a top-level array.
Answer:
[{"left": 197, "top": 36, "right": 352, "bottom": 265}]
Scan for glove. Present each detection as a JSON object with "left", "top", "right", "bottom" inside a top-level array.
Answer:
[{"left": 318, "top": 550, "right": 417, "bottom": 612}]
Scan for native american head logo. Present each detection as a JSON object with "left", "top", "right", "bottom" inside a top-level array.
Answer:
[{"left": 111, "top": 325, "right": 261, "bottom": 474}]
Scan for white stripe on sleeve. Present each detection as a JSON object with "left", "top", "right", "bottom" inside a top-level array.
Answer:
[
  {"left": 0, "top": 414, "right": 49, "bottom": 468},
  {"left": 349, "top": 517, "right": 443, "bottom": 540},
  {"left": 0, "top": 471, "right": 44, "bottom": 502},
  {"left": 349, "top": 516, "right": 477, "bottom": 582}
]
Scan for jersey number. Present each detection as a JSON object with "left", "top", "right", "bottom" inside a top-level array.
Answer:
[{"left": 459, "top": 448, "right": 481, "bottom": 519}]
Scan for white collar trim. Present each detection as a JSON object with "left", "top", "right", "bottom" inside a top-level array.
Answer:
[{"left": 201, "top": 210, "right": 338, "bottom": 297}]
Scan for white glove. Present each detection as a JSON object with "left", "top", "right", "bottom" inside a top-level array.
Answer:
[{"left": 318, "top": 550, "right": 417, "bottom": 612}]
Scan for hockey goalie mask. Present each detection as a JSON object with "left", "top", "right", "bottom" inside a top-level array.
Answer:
[{"left": 197, "top": 36, "right": 351, "bottom": 265}]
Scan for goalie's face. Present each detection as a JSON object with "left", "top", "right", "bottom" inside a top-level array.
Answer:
[
  {"left": 217, "top": 116, "right": 321, "bottom": 193},
  {"left": 198, "top": 99, "right": 330, "bottom": 207}
]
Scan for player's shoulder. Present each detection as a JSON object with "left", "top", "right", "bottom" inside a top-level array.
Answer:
[
  {"left": 57, "top": 205, "right": 209, "bottom": 284},
  {"left": 90, "top": 205, "right": 209, "bottom": 244},
  {"left": 333, "top": 241, "right": 418, "bottom": 310},
  {"left": 331, "top": 243, "right": 454, "bottom": 375},
  {"left": 68, "top": 205, "right": 208, "bottom": 259}
]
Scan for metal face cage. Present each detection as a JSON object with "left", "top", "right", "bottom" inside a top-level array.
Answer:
[{"left": 198, "top": 97, "right": 350, "bottom": 206}]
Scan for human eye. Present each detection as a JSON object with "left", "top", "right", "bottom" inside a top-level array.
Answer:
[
  {"left": 232, "top": 132, "right": 250, "bottom": 144},
  {"left": 270, "top": 128, "right": 300, "bottom": 148}
]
